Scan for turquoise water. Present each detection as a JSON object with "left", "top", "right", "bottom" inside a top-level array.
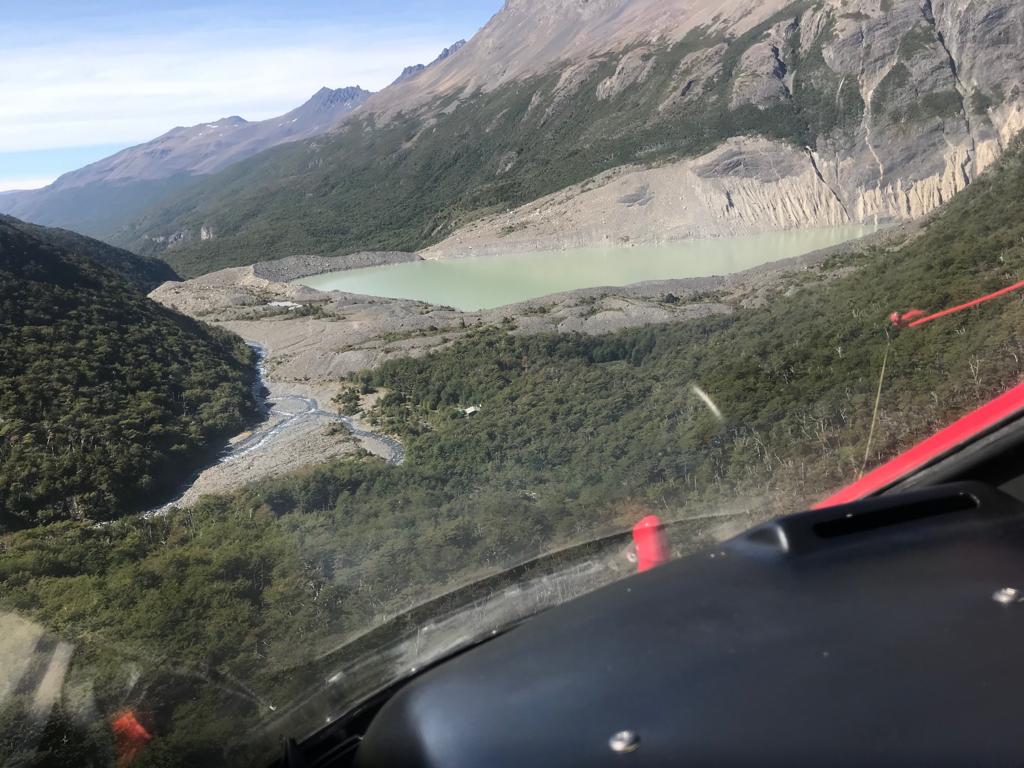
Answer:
[{"left": 298, "top": 227, "right": 874, "bottom": 311}]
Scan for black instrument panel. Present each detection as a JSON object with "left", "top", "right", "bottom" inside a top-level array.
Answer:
[{"left": 350, "top": 482, "right": 1024, "bottom": 767}]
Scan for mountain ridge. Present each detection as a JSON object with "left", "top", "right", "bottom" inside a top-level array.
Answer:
[
  {"left": 113, "top": 0, "right": 1024, "bottom": 277},
  {"left": 35, "top": 85, "right": 371, "bottom": 189},
  {"left": 0, "top": 213, "right": 178, "bottom": 291},
  {"left": 392, "top": 40, "right": 469, "bottom": 85},
  {"left": 365, "top": 0, "right": 788, "bottom": 118},
  {"left": 0, "top": 86, "right": 372, "bottom": 237}
]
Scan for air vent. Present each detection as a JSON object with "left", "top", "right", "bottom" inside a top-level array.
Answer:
[
  {"left": 813, "top": 492, "right": 979, "bottom": 539},
  {"left": 735, "top": 483, "right": 1016, "bottom": 557}
]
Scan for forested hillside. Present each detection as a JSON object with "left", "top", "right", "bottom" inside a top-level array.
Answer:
[
  {"left": 0, "top": 214, "right": 178, "bottom": 292},
  {"left": 3, "top": 136, "right": 1024, "bottom": 763},
  {"left": 0, "top": 217, "right": 257, "bottom": 530}
]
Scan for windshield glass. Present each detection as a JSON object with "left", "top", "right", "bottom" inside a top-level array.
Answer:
[{"left": 4, "top": 0, "right": 1024, "bottom": 764}]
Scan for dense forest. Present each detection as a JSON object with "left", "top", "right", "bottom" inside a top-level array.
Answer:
[
  {"left": 3, "top": 137, "right": 1024, "bottom": 763},
  {"left": 0, "top": 215, "right": 179, "bottom": 292},
  {"left": 0, "top": 217, "right": 258, "bottom": 530}
]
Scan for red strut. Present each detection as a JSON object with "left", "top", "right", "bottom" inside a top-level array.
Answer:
[
  {"left": 816, "top": 381, "right": 1024, "bottom": 508},
  {"left": 633, "top": 515, "right": 670, "bottom": 573},
  {"left": 822, "top": 277, "right": 1024, "bottom": 506},
  {"left": 907, "top": 279, "right": 1024, "bottom": 327}
]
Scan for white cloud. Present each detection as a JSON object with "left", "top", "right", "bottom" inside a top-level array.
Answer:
[
  {"left": 0, "top": 177, "right": 57, "bottom": 193},
  {"left": 0, "top": 25, "right": 453, "bottom": 152}
]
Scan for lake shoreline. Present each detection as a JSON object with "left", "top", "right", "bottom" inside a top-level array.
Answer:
[
  {"left": 294, "top": 225, "right": 883, "bottom": 312},
  {"left": 149, "top": 219, "right": 916, "bottom": 389},
  {"left": 252, "top": 251, "right": 420, "bottom": 282}
]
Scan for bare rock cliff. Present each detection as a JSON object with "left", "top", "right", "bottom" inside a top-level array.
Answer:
[{"left": 424, "top": 0, "right": 1024, "bottom": 256}]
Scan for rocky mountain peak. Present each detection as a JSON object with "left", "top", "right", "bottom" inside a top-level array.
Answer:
[
  {"left": 435, "top": 40, "right": 467, "bottom": 62},
  {"left": 391, "top": 40, "right": 469, "bottom": 85},
  {"left": 307, "top": 86, "right": 372, "bottom": 110},
  {"left": 394, "top": 64, "right": 426, "bottom": 84}
]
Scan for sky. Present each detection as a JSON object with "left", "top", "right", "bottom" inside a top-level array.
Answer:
[{"left": 0, "top": 0, "right": 502, "bottom": 192}]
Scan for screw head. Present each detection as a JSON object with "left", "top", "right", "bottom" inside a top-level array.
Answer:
[{"left": 609, "top": 730, "right": 640, "bottom": 753}]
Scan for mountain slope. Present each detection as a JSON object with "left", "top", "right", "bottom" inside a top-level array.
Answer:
[
  {"left": 0, "top": 216, "right": 258, "bottom": 530},
  {"left": 5, "top": 132, "right": 1024, "bottom": 765},
  {"left": 45, "top": 86, "right": 371, "bottom": 184},
  {"left": 366, "top": 0, "right": 788, "bottom": 115},
  {"left": 0, "top": 214, "right": 178, "bottom": 291},
  {"left": 0, "top": 87, "right": 371, "bottom": 238},
  {"left": 119, "top": 0, "right": 1024, "bottom": 277}
]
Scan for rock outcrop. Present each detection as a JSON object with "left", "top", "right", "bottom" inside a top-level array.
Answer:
[{"left": 421, "top": 0, "right": 1024, "bottom": 255}]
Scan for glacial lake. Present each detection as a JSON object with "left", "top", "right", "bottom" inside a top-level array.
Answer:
[{"left": 297, "top": 226, "right": 875, "bottom": 311}]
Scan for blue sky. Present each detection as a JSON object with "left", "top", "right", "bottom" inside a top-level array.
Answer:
[{"left": 0, "top": 1, "right": 501, "bottom": 191}]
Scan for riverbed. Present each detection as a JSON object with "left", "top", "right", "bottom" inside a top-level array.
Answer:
[
  {"left": 297, "top": 227, "right": 875, "bottom": 311},
  {"left": 144, "top": 345, "right": 404, "bottom": 516}
]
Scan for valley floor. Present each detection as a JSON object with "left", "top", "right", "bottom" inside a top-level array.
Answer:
[
  {"left": 147, "top": 372, "right": 403, "bottom": 515},
  {"left": 147, "top": 226, "right": 908, "bottom": 507}
]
